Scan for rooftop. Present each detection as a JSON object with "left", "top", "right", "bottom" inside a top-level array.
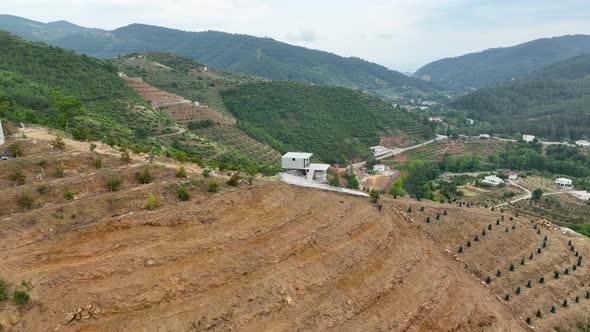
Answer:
[
  {"left": 282, "top": 152, "right": 313, "bottom": 159},
  {"left": 306, "top": 163, "right": 330, "bottom": 171}
]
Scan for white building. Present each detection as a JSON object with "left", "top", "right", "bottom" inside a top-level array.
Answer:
[
  {"left": 522, "top": 134, "right": 536, "bottom": 143},
  {"left": 481, "top": 175, "right": 505, "bottom": 186},
  {"left": 479, "top": 134, "right": 490, "bottom": 139},
  {"left": 466, "top": 118, "right": 475, "bottom": 125},
  {"left": 571, "top": 191, "right": 590, "bottom": 201},
  {"left": 369, "top": 145, "right": 389, "bottom": 156},
  {"left": 576, "top": 140, "right": 590, "bottom": 147},
  {"left": 0, "top": 119, "right": 4, "bottom": 146},
  {"left": 373, "top": 164, "right": 390, "bottom": 174},
  {"left": 281, "top": 152, "right": 330, "bottom": 182},
  {"left": 555, "top": 178, "right": 573, "bottom": 187},
  {"left": 505, "top": 170, "right": 518, "bottom": 180}
]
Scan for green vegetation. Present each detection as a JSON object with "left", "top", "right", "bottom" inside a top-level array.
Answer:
[
  {"left": 9, "top": 169, "right": 26, "bottom": 186},
  {"left": 0, "top": 31, "right": 173, "bottom": 145},
  {"left": 55, "top": 162, "right": 65, "bottom": 178},
  {"left": 7, "top": 141, "right": 24, "bottom": 157},
  {"left": 416, "top": 35, "right": 590, "bottom": 89},
  {"left": 63, "top": 189, "right": 75, "bottom": 201},
  {"left": 221, "top": 81, "right": 433, "bottom": 163},
  {"left": 12, "top": 290, "right": 29, "bottom": 305},
  {"left": 176, "top": 166, "right": 186, "bottom": 178},
  {"left": 144, "top": 194, "right": 160, "bottom": 210},
  {"left": 369, "top": 189, "right": 380, "bottom": 204},
  {"left": 0, "top": 278, "right": 7, "bottom": 301},
  {"left": 208, "top": 181, "right": 219, "bottom": 193},
  {"left": 532, "top": 188, "right": 544, "bottom": 200},
  {"left": 176, "top": 186, "right": 190, "bottom": 201},
  {"left": 17, "top": 191, "right": 34, "bottom": 210},
  {"left": 106, "top": 176, "right": 122, "bottom": 192},
  {"left": 227, "top": 174, "right": 240, "bottom": 187},
  {"left": 50, "top": 135, "right": 66, "bottom": 150},
  {"left": 137, "top": 167, "right": 153, "bottom": 184}
]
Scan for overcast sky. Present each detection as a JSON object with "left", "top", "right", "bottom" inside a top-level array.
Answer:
[{"left": 3, "top": 0, "right": 590, "bottom": 71}]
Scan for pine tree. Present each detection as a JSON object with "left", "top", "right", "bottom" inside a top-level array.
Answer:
[
  {"left": 467, "top": 240, "right": 471, "bottom": 247},
  {"left": 426, "top": 217, "right": 431, "bottom": 223},
  {"left": 444, "top": 210, "right": 447, "bottom": 216},
  {"left": 575, "top": 295, "right": 580, "bottom": 303},
  {"left": 436, "top": 213, "right": 440, "bottom": 220},
  {"left": 550, "top": 305, "right": 556, "bottom": 313},
  {"left": 482, "top": 229, "right": 486, "bottom": 236},
  {"left": 408, "top": 207, "right": 412, "bottom": 213},
  {"left": 526, "top": 317, "right": 531, "bottom": 325},
  {"left": 515, "top": 287, "right": 521, "bottom": 295},
  {"left": 458, "top": 246, "right": 463, "bottom": 253},
  {"left": 496, "top": 219, "right": 500, "bottom": 225},
  {"left": 527, "top": 280, "right": 532, "bottom": 288},
  {"left": 536, "top": 309, "right": 542, "bottom": 318},
  {"left": 486, "top": 276, "right": 491, "bottom": 284},
  {"left": 539, "top": 277, "right": 545, "bottom": 284},
  {"left": 509, "top": 263, "right": 515, "bottom": 271},
  {"left": 475, "top": 235, "right": 480, "bottom": 242},
  {"left": 505, "top": 227, "right": 509, "bottom": 232},
  {"left": 488, "top": 224, "right": 492, "bottom": 231},
  {"left": 505, "top": 294, "right": 510, "bottom": 301},
  {"left": 520, "top": 258, "right": 525, "bottom": 265},
  {"left": 544, "top": 236, "right": 547, "bottom": 241},
  {"left": 529, "top": 253, "right": 534, "bottom": 260},
  {"left": 564, "top": 268, "right": 569, "bottom": 275},
  {"left": 563, "top": 299, "right": 568, "bottom": 307},
  {"left": 537, "top": 228, "right": 541, "bottom": 234},
  {"left": 586, "top": 291, "right": 589, "bottom": 299},
  {"left": 568, "top": 240, "right": 572, "bottom": 246},
  {"left": 542, "top": 241, "right": 546, "bottom": 248},
  {"left": 537, "top": 248, "right": 542, "bottom": 254},
  {"left": 420, "top": 206, "right": 424, "bottom": 212},
  {"left": 554, "top": 271, "right": 560, "bottom": 279},
  {"left": 496, "top": 269, "right": 501, "bottom": 277},
  {"left": 512, "top": 225, "right": 516, "bottom": 230}
]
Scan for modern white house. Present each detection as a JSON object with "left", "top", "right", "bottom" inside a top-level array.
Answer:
[
  {"left": 481, "top": 175, "right": 504, "bottom": 186},
  {"left": 373, "top": 164, "right": 390, "bottom": 174},
  {"left": 281, "top": 152, "right": 330, "bottom": 182},
  {"left": 479, "top": 134, "right": 490, "bottom": 139},
  {"left": 555, "top": 178, "right": 573, "bottom": 187},
  {"left": 576, "top": 140, "right": 590, "bottom": 147},
  {"left": 522, "top": 134, "right": 536, "bottom": 143},
  {"left": 369, "top": 145, "right": 389, "bottom": 156}
]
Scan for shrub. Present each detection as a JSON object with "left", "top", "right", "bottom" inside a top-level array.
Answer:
[
  {"left": 93, "top": 157, "right": 103, "bottom": 169},
  {"left": 90, "top": 143, "right": 97, "bottom": 152},
  {"left": 8, "top": 141, "right": 24, "bottom": 157},
  {"left": 485, "top": 276, "right": 491, "bottom": 284},
  {"left": 9, "top": 170, "right": 26, "bottom": 186},
  {"left": 36, "top": 185, "right": 47, "bottom": 194},
  {"left": 526, "top": 317, "right": 531, "bottom": 325},
  {"left": 369, "top": 189, "right": 381, "bottom": 204},
  {"left": 106, "top": 176, "right": 122, "bottom": 192},
  {"left": 55, "top": 162, "right": 65, "bottom": 178},
  {"left": 17, "top": 191, "right": 34, "bottom": 210},
  {"left": 505, "top": 294, "right": 510, "bottom": 301},
  {"left": 536, "top": 309, "right": 542, "bottom": 318},
  {"left": 137, "top": 167, "right": 153, "bottom": 184},
  {"left": 50, "top": 136, "right": 66, "bottom": 150},
  {"left": 563, "top": 299, "right": 568, "bottom": 307},
  {"left": 176, "top": 186, "right": 190, "bottom": 201},
  {"left": 527, "top": 280, "right": 532, "bottom": 288},
  {"left": 550, "top": 305, "right": 556, "bottom": 313},
  {"left": 529, "top": 253, "right": 534, "bottom": 260},
  {"left": 426, "top": 217, "right": 431, "bottom": 223},
  {"left": 203, "top": 168, "right": 211, "bottom": 177},
  {"left": 227, "top": 174, "right": 241, "bottom": 187},
  {"left": 466, "top": 240, "right": 471, "bottom": 247},
  {"left": 515, "top": 287, "right": 521, "bottom": 295},
  {"left": 539, "top": 277, "right": 545, "bottom": 284},
  {"left": 575, "top": 295, "right": 580, "bottom": 303},
  {"left": 12, "top": 290, "right": 29, "bottom": 305},
  {"left": 63, "top": 189, "right": 75, "bottom": 201},
  {"left": 120, "top": 148, "right": 132, "bottom": 164},
  {"left": 509, "top": 263, "right": 515, "bottom": 271},
  {"left": 554, "top": 271, "right": 560, "bottom": 279},
  {"left": 144, "top": 194, "right": 160, "bottom": 210},
  {"left": 496, "top": 269, "right": 501, "bottom": 277},
  {"left": 520, "top": 258, "right": 525, "bottom": 265},
  {"left": 458, "top": 246, "right": 463, "bottom": 253},
  {"left": 488, "top": 224, "right": 492, "bottom": 230},
  {"left": 407, "top": 207, "right": 412, "bottom": 213},
  {"left": 0, "top": 278, "right": 7, "bottom": 301},
  {"left": 208, "top": 181, "right": 219, "bottom": 193},
  {"left": 176, "top": 166, "right": 187, "bottom": 178}
]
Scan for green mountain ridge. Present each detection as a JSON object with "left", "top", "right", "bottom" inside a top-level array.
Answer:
[
  {"left": 448, "top": 54, "right": 590, "bottom": 141},
  {"left": 416, "top": 35, "right": 590, "bottom": 89},
  {"left": 0, "top": 15, "right": 441, "bottom": 100}
]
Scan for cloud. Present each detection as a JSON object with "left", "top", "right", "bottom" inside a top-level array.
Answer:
[{"left": 285, "top": 28, "right": 318, "bottom": 43}]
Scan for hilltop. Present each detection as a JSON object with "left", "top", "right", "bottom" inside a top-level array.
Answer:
[
  {"left": 448, "top": 54, "right": 590, "bottom": 140},
  {"left": 0, "top": 15, "right": 441, "bottom": 100},
  {"left": 415, "top": 35, "right": 590, "bottom": 89}
]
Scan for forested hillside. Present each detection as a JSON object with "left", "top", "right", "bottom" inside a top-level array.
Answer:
[
  {"left": 449, "top": 58, "right": 590, "bottom": 140},
  {"left": 0, "top": 31, "right": 174, "bottom": 143},
  {"left": 415, "top": 35, "right": 590, "bottom": 89},
  {"left": 0, "top": 15, "right": 441, "bottom": 99},
  {"left": 221, "top": 81, "right": 433, "bottom": 163}
]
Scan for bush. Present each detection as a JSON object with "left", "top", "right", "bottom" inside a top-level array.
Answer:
[
  {"left": 227, "top": 174, "right": 240, "bottom": 187},
  {"left": 203, "top": 168, "right": 212, "bottom": 177},
  {"left": 36, "top": 185, "right": 47, "bottom": 194},
  {"left": 93, "top": 157, "right": 103, "bottom": 169},
  {"left": 120, "top": 148, "right": 132, "bottom": 164},
  {"left": 63, "top": 189, "right": 75, "bottom": 201},
  {"left": 50, "top": 136, "right": 66, "bottom": 150},
  {"left": 176, "top": 166, "right": 186, "bottom": 178},
  {"left": 8, "top": 141, "right": 24, "bottom": 157},
  {"left": 0, "top": 278, "right": 7, "bottom": 301},
  {"left": 17, "top": 191, "right": 34, "bottom": 210},
  {"left": 208, "top": 181, "right": 219, "bottom": 193},
  {"left": 106, "top": 176, "right": 122, "bottom": 192},
  {"left": 55, "top": 162, "right": 65, "bottom": 178},
  {"left": 9, "top": 170, "right": 26, "bottom": 186},
  {"left": 12, "top": 290, "right": 29, "bottom": 305},
  {"left": 144, "top": 194, "right": 160, "bottom": 210},
  {"left": 137, "top": 167, "right": 153, "bottom": 184},
  {"left": 90, "top": 143, "right": 97, "bottom": 152},
  {"left": 177, "top": 186, "right": 190, "bottom": 201},
  {"left": 532, "top": 188, "right": 544, "bottom": 200},
  {"left": 369, "top": 189, "right": 380, "bottom": 204}
]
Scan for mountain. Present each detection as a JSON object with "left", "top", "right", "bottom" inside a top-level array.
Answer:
[
  {"left": 115, "top": 52, "right": 434, "bottom": 164},
  {"left": 448, "top": 55, "right": 590, "bottom": 140},
  {"left": 0, "top": 30, "right": 174, "bottom": 144},
  {"left": 0, "top": 15, "right": 441, "bottom": 99},
  {"left": 415, "top": 35, "right": 590, "bottom": 89}
]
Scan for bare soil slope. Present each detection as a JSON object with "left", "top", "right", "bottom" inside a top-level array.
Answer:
[{"left": 0, "top": 129, "right": 524, "bottom": 331}]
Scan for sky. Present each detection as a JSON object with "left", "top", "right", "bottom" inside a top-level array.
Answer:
[{"left": 2, "top": 0, "right": 590, "bottom": 72}]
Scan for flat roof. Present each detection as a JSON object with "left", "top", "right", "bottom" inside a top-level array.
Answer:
[
  {"left": 306, "top": 163, "right": 330, "bottom": 171},
  {"left": 282, "top": 152, "right": 313, "bottom": 159}
]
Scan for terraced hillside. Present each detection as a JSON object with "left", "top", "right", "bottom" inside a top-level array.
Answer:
[
  {"left": 120, "top": 73, "right": 281, "bottom": 167},
  {"left": 395, "top": 198, "right": 590, "bottom": 331},
  {"left": 392, "top": 138, "right": 507, "bottom": 163},
  {"left": 0, "top": 127, "right": 527, "bottom": 331}
]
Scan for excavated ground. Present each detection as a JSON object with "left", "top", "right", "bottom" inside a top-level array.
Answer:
[{"left": 0, "top": 128, "right": 586, "bottom": 331}]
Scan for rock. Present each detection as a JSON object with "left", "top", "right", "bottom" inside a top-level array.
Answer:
[
  {"left": 284, "top": 296, "right": 294, "bottom": 306},
  {"left": 278, "top": 286, "right": 287, "bottom": 295},
  {"left": 346, "top": 300, "right": 353, "bottom": 305},
  {"left": 74, "top": 312, "right": 81, "bottom": 321},
  {"left": 63, "top": 312, "right": 76, "bottom": 325},
  {"left": 81, "top": 311, "right": 91, "bottom": 320},
  {"left": 145, "top": 259, "right": 155, "bottom": 266}
]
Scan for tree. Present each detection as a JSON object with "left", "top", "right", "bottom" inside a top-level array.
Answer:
[
  {"left": 369, "top": 189, "right": 380, "bottom": 204},
  {"left": 532, "top": 188, "right": 544, "bottom": 200},
  {"left": 52, "top": 92, "right": 84, "bottom": 134},
  {"left": 389, "top": 178, "right": 404, "bottom": 196}
]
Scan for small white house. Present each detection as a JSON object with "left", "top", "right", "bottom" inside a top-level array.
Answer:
[
  {"left": 479, "top": 134, "right": 490, "bottom": 139},
  {"left": 505, "top": 170, "right": 518, "bottom": 180},
  {"left": 555, "top": 178, "right": 573, "bottom": 187},
  {"left": 373, "top": 164, "right": 390, "bottom": 174},
  {"left": 466, "top": 118, "right": 475, "bottom": 125},
  {"left": 281, "top": 152, "right": 329, "bottom": 182},
  {"left": 369, "top": 145, "right": 389, "bottom": 156},
  {"left": 522, "top": 134, "right": 536, "bottom": 143},
  {"left": 576, "top": 140, "right": 590, "bottom": 147},
  {"left": 481, "top": 175, "right": 504, "bottom": 186}
]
